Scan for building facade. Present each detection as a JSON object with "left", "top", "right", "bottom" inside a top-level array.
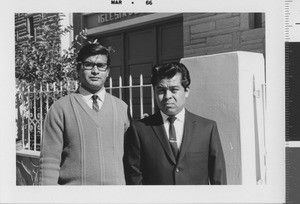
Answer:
[
  {"left": 15, "top": 13, "right": 265, "bottom": 119},
  {"left": 73, "top": 12, "right": 265, "bottom": 118},
  {"left": 15, "top": 13, "right": 73, "bottom": 52}
]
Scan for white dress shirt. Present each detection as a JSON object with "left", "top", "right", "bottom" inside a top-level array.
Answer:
[
  {"left": 79, "top": 86, "right": 106, "bottom": 110},
  {"left": 160, "top": 108, "right": 185, "bottom": 149}
]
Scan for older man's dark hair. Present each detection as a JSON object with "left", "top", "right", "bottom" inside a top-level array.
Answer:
[{"left": 151, "top": 62, "right": 191, "bottom": 90}]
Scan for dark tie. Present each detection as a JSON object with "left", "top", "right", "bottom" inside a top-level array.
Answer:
[
  {"left": 92, "top": 95, "right": 99, "bottom": 112},
  {"left": 168, "top": 116, "right": 179, "bottom": 159}
]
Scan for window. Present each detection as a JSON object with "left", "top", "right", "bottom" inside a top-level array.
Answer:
[
  {"left": 27, "top": 16, "right": 35, "bottom": 39},
  {"left": 254, "top": 13, "right": 263, "bottom": 28},
  {"left": 249, "top": 13, "right": 264, "bottom": 29}
]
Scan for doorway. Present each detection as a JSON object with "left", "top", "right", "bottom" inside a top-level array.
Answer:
[{"left": 100, "top": 19, "right": 183, "bottom": 118}]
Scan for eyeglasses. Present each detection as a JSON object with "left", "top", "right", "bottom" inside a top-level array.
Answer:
[{"left": 81, "top": 61, "right": 108, "bottom": 72}]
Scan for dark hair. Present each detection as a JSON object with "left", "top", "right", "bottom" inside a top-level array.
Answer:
[
  {"left": 151, "top": 62, "right": 191, "bottom": 90},
  {"left": 76, "top": 43, "right": 111, "bottom": 71}
]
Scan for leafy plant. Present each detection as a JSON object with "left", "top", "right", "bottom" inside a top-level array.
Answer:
[
  {"left": 15, "top": 13, "right": 90, "bottom": 148},
  {"left": 15, "top": 13, "right": 114, "bottom": 87},
  {"left": 16, "top": 14, "right": 78, "bottom": 86}
]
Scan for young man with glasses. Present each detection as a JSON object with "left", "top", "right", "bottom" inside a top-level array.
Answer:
[{"left": 38, "top": 44, "right": 131, "bottom": 185}]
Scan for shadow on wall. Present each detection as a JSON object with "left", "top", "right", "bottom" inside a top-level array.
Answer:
[{"left": 182, "top": 51, "right": 266, "bottom": 185}]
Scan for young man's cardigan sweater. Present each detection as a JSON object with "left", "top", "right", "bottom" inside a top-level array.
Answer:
[{"left": 38, "top": 92, "right": 130, "bottom": 185}]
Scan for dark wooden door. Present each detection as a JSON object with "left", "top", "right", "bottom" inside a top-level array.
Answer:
[
  {"left": 99, "top": 19, "right": 183, "bottom": 119},
  {"left": 101, "top": 35, "right": 124, "bottom": 98},
  {"left": 158, "top": 21, "right": 183, "bottom": 63},
  {"left": 125, "top": 28, "right": 156, "bottom": 118}
]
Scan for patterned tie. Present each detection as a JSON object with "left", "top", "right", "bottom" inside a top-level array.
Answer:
[
  {"left": 168, "top": 116, "right": 179, "bottom": 159},
  {"left": 92, "top": 95, "right": 99, "bottom": 112}
]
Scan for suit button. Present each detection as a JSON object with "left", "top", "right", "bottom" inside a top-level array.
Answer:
[{"left": 175, "top": 168, "right": 180, "bottom": 173}]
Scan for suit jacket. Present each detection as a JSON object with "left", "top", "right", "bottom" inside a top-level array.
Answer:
[{"left": 123, "top": 110, "right": 227, "bottom": 185}]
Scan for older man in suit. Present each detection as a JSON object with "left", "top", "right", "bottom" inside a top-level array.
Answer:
[{"left": 124, "top": 62, "right": 227, "bottom": 185}]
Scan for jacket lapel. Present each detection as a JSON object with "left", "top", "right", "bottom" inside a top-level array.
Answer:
[
  {"left": 151, "top": 113, "right": 177, "bottom": 164},
  {"left": 177, "top": 110, "right": 197, "bottom": 164}
]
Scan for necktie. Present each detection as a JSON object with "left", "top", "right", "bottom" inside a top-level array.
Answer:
[
  {"left": 168, "top": 116, "right": 179, "bottom": 159},
  {"left": 92, "top": 95, "right": 99, "bottom": 112}
]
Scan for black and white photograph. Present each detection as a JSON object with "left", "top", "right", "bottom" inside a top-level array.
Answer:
[
  {"left": 15, "top": 12, "right": 265, "bottom": 186},
  {"left": 0, "top": 0, "right": 287, "bottom": 203}
]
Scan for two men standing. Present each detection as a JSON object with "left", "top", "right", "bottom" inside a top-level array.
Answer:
[{"left": 38, "top": 44, "right": 226, "bottom": 185}]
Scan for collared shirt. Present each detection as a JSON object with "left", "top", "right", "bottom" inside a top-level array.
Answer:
[
  {"left": 160, "top": 108, "right": 185, "bottom": 149},
  {"left": 79, "top": 86, "right": 106, "bottom": 110}
]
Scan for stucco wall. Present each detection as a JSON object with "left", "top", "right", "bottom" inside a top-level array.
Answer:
[{"left": 181, "top": 51, "right": 266, "bottom": 185}]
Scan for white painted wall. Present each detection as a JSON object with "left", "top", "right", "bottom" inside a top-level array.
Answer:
[
  {"left": 181, "top": 51, "right": 266, "bottom": 185},
  {"left": 60, "top": 13, "right": 73, "bottom": 53}
]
